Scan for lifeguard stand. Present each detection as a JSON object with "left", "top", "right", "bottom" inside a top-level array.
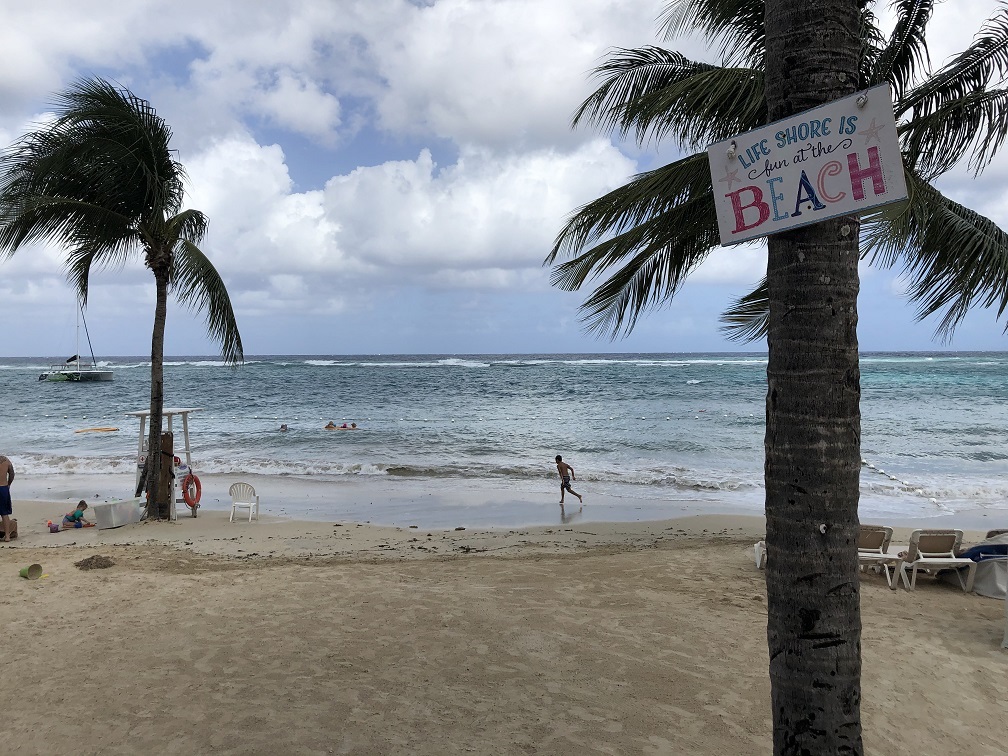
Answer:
[{"left": 127, "top": 407, "right": 203, "bottom": 520}]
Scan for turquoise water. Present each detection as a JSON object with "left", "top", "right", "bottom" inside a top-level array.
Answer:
[{"left": 1, "top": 352, "right": 1007, "bottom": 525}]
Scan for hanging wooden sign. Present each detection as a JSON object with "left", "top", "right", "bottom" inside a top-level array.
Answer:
[{"left": 707, "top": 84, "right": 908, "bottom": 245}]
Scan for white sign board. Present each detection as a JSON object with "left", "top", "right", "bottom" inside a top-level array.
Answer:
[{"left": 707, "top": 84, "right": 907, "bottom": 245}]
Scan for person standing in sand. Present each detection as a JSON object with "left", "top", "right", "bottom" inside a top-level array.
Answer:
[
  {"left": 0, "top": 454, "right": 15, "bottom": 542},
  {"left": 555, "top": 454, "right": 583, "bottom": 505}
]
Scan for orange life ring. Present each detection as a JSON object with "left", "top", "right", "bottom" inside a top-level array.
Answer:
[{"left": 182, "top": 474, "right": 202, "bottom": 508}]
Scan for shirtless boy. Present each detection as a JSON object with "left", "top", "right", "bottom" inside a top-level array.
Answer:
[
  {"left": 0, "top": 454, "right": 15, "bottom": 542},
  {"left": 554, "top": 454, "right": 583, "bottom": 505}
]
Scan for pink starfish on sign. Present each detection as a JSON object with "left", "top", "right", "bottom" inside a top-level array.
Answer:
[{"left": 719, "top": 166, "right": 741, "bottom": 190}]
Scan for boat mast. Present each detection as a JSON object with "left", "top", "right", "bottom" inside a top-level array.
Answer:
[
  {"left": 75, "top": 303, "right": 81, "bottom": 375},
  {"left": 79, "top": 303, "right": 100, "bottom": 371}
]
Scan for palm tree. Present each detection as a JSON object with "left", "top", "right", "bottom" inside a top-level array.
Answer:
[
  {"left": 0, "top": 77, "right": 243, "bottom": 518},
  {"left": 546, "top": 1, "right": 1008, "bottom": 751},
  {"left": 549, "top": 0, "right": 1008, "bottom": 340},
  {"left": 760, "top": 4, "right": 864, "bottom": 752}
]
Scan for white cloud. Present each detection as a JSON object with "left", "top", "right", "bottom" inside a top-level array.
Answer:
[
  {"left": 182, "top": 133, "right": 636, "bottom": 310},
  {"left": 322, "top": 139, "right": 635, "bottom": 272},
  {"left": 367, "top": 0, "right": 663, "bottom": 149},
  {"left": 691, "top": 242, "right": 766, "bottom": 285}
]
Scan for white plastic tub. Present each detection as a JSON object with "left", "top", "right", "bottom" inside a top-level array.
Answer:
[{"left": 93, "top": 498, "right": 144, "bottom": 530}]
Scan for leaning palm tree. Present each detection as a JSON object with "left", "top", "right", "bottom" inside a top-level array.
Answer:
[
  {"left": 547, "top": 1, "right": 1008, "bottom": 751},
  {"left": 0, "top": 77, "right": 243, "bottom": 518}
]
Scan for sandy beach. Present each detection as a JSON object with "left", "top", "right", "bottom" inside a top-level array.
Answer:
[{"left": 1, "top": 500, "right": 1005, "bottom": 755}]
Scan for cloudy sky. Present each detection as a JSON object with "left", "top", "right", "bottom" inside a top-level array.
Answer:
[{"left": 1, "top": 0, "right": 1005, "bottom": 357}]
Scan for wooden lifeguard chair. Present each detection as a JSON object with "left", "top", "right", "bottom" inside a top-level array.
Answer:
[{"left": 127, "top": 408, "right": 203, "bottom": 520}]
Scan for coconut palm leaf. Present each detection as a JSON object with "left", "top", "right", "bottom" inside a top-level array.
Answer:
[
  {"left": 659, "top": 0, "right": 765, "bottom": 67},
  {"left": 720, "top": 277, "right": 769, "bottom": 342},
  {"left": 863, "top": 170, "right": 1008, "bottom": 337},
  {"left": 856, "top": 3, "right": 885, "bottom": 89},
  {"left": 572, "top": 48, "right": 765, "bottom": 152},
  {"left": 0, "top": 129, "right": 137, "bottom": 254},
  {"left": 49, "top": 77, "right": 185, "bottom": 220},
  {"left": 172, "top": 238, "right": 244, "bottom": 365},
  {"left": 871, "top": 0, "right": 933, "bottom": 99},
  {"left": 897, "top": 3, "right": 1008, "bottom": 176},
  {"left": 899, "top": 87, "right": 1008, "bottom": 180},
  {"left": 548, "top": 153, "right": 718, "bottom": 337},
  {"left": 723, "top": 161, "right": 1008, "bottom": 342}
]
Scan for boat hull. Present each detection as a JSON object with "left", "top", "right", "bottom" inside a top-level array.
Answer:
[{"left": 39, "top": 368, "right": 114, "bottom": 382}]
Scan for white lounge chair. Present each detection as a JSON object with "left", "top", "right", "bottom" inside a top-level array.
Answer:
[
  {"left": 857, "top": 524, "right": 899, "bottom": 587},
  {"left": 896, "top": 529, "right": 977, "bottom": 592},
  {"left": 228, "top": 482, "right": 260, "bottom": 523},
  {"left": 755, "top": 526, "right": 899, "bottom": 583}
]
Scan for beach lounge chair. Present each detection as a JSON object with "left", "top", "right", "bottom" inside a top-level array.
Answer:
[
  {"left": 228, "top": 482, "right": 260, "bottom": 523},
  {"left": 756, "top": 526, "right": 899, "bottom": 583},
  {"left": 896, "top": 529, "right": 977, "bottom": 592},
  {"left": 857, "top": 524, "right": 899, "bottom": 587}
]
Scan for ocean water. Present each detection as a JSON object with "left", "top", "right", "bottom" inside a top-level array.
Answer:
[{"left": 1, "top": 353, "right": 1007, "bottom": 526}]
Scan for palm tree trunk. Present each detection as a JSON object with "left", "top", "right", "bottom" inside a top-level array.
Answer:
[
  {"left": 763, "top": 2, "right": 863, "bottom": 753},
  {"left": 145, "top": 270, "right": 169, "bottom": 520}
]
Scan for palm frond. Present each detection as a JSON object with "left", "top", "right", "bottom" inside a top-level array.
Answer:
[
  {"left": 899, "top": 87, "right": 1008, "bottom": 179},
  {"left": 0, "top": 76, "right": 187, "bottom": 260},
  {"left": 547, "top": 153, "right": 719, "bottom": 338},
  {"left": 862, "top": 170, "right": 1008, "bottom": 338},
  {"left": 897, "top": 3, "right": 1008, "bottom": 176},
  {"left": 719, "top": 277, "right": 768, "bottom": 342},
  {"left": 62, "top": 228, "right": 143, "bottom": 299},
  {"left": 0, "top": 132, "right": 135, "bottom": 255},
  {"left": 170, "top": 237, "right": 244, "bottom": 365},
  {"left": 872, "top": 0, "right": 933, "bottom": 99},
  {"left": 63, "top": 248, "right": 96, "bottom": 307},
  {"left": 50, "top": 78, "right": 185, "bottom": 221},
  {"left": 572, "top": 47, "right": 764, "bottom": 151},
  {"left": 167, "top": 208, "right": 209, "bottom": 248},
  {"left": 659, "top": 0, "right": 764, "bottom": 68}
]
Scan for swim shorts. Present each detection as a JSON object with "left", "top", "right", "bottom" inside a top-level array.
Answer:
[
  {"left": 561, "top": 476, "right": 572, "bottom": 491},
  {"left": 0, "top": 486, "right": 11, "bottom": 516}
]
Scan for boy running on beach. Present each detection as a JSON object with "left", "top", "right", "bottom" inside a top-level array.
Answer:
[{"left": 555, "top": 455, "right": 583, "bottom": 505}]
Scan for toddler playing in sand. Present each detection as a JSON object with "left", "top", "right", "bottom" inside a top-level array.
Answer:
[{"left": 63, "top": 500, "right": 92, "bottom": 528}]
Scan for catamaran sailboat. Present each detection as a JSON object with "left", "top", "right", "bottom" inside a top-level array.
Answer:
[{"left": 38, "top": 304, "right": 113, "bottom": 382}]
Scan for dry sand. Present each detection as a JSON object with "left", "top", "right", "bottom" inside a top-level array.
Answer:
[{"left": 1, "top": 501, "right": 1005, "bottom": 755}]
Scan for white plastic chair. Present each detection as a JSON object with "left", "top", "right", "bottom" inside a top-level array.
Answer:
[
  {"left": 228, "top": 482, "right": 260, "bottom": 523},
  {"left": 896, "top": 529, "right": 976, "bottom": 592}
]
